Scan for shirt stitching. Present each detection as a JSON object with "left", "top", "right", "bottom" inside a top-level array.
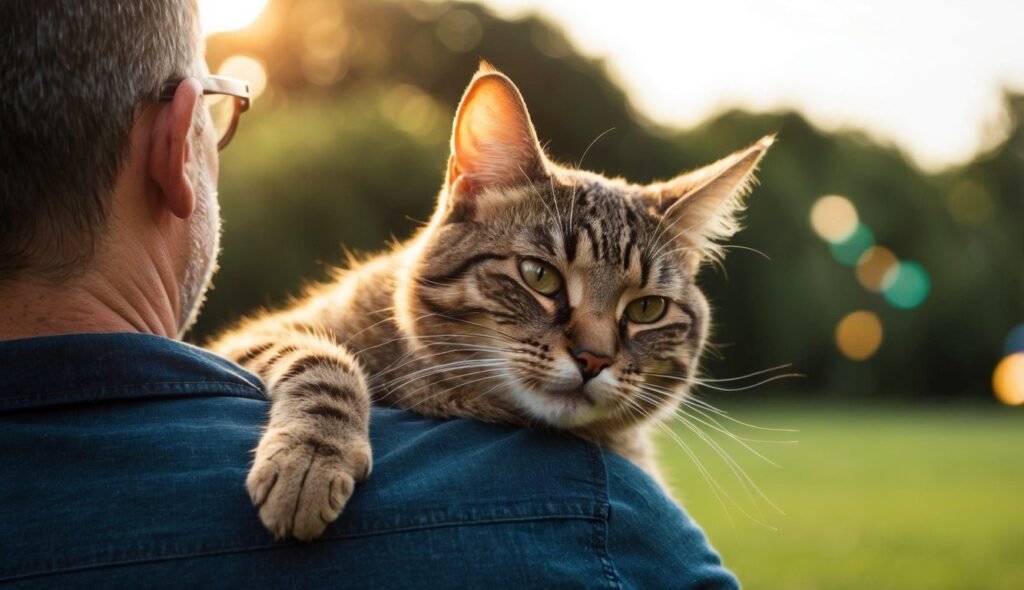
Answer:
[
  {"left": 1, "top": 510, "right": 605, "bottom": 583},
  {"left": 0, "top": 381, "right": 266, "bottom": 411},
  {"left": 585, "top": 443, "right": 623, "bottom": 590}
]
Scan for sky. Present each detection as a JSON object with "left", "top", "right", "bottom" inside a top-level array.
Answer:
[{"left": 465, "top": 0, "right": 1024, "bottom": 171}]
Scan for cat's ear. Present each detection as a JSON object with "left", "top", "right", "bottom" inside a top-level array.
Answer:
[
  {"left": 442, "top": 62, "right": 547, "bottom": 222},
  {"left": 647, "top": 135, "right": 774, "bottom": 268}
]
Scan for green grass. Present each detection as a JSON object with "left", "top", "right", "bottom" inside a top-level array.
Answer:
[{"left": 656, "top": 402, "right": 1024, "bottom": 590}]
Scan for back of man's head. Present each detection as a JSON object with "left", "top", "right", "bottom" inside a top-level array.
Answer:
[{"left": 0, "top": 0, "right": 199, "bottom": 281}]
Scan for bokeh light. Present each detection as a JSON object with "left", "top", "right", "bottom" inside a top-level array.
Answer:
[
  {"left": 380, "top": 85, "right": 443, "bottom": 138},
  {"left": 200, "top": 0, "right": 270, "bottom": 34},
  {"left": 993, "top": 353, "right": 1024, "bottom": 406},
  {"left": 946, "top": 179, "right": 994, "bottom": 226},
  {"left": 835, "top": 311, "right": 883, "bottom": 361},
  {"left": 298, "top": 0, "right": 349, "bottom": 87},
  {"left": 810, "top": 195, "right": 859, "bottom": 243},
  {"left": 882, "top": 261, "right": 931, "bottom": 309},
  {"left": 1003, "top": 324, "right": 1024, "bottom": 356},
  {"left": 217, "top": 55, "right": 268, "bottom": 100},
  {"left": 855, "top": 247, "right": 899, "bottom": 292},
  {"left": 436, "top": 8, "right": 484, "bottom": 52},
  {"left": 829, "top": 223, "right": 875, "bottom": 266}
]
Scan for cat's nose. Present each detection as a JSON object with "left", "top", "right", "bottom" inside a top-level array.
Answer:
[{"left": 570, "top": 348, "right": 612, "bottom": 382}]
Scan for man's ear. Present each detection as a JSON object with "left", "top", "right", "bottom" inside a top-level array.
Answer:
[
  {"left": 646, "top": 135, "right": 774, "bottom": 267},
  {"left": 442, "top": 62, "right": 547, "bottom": 222},
  {"left": 148, "top": 78, "right": 203, "bottom": 220}
]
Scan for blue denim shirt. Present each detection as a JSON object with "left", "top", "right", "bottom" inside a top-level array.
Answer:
[{"left": 0, "top": 333, "right": 738, "bottom": 589}]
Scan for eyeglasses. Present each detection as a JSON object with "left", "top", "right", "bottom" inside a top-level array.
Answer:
[{"left": 159, "top": 76, "right": 252, "bottom": 151}]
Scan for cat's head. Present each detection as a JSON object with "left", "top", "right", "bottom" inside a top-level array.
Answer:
[{"left": 401, "top": 63, "right": 772, "bottom": 434}]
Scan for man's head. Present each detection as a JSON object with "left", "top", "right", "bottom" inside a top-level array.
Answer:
[{"left": 0, "top": 0, "right": 224, "bottom": 336}]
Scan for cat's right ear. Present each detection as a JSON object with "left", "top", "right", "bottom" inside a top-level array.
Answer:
[{"left": 442, "top": 63, "right": 547, "bottom": 223}]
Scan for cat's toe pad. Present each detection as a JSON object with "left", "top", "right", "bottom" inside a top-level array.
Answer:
[{"left": 246, "top": 429, "right": 372, "bottom": 541}]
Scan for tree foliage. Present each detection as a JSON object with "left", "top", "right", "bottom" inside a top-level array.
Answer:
[{"left": 198, "top": 0, "right": 1023, "bottom": 399}]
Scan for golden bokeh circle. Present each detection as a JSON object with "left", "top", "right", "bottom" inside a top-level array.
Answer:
[
  {"left": 993, "top": 354, "right": 1024, "bottom": 406},
  {"left": 810, "top": 195, "right": 859, "bottom": 243},
  {"left": 856, "top": 246, "right": 899, "bottom": 292},
  {"left": 835, "top": 311, "right": 883, "bottom": 361}
]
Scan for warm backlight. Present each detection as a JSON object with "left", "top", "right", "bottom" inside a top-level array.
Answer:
[
  {"left": 993, "top": 354, "right": 1024, "bottom": 406},
  {"left": 200, "top": 0, "right": 270, "bottom": 34},
  {"left": 218, "top": 55, "right": 268, "bottom": 99}
]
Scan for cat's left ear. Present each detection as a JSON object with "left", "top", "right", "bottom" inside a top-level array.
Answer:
[
  {"left": 647, "top": 135, "right": 774, "bottom": 268},
  {"left": 442, "top": 63, "right": 547, "bottom": 222}
]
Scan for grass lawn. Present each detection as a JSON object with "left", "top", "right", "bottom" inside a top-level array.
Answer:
[{"left": 656, "top": 401, "right": 1024, "bottom": 590}]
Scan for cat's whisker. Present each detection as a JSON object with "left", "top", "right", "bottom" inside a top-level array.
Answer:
[
  {"left": 372, "top": 358, "right": 505, "bottom": 391},
  {"left": 372, "top": 345, "right": 511, "bottom": 381},
  {"left": 682, "top": 396, "right": 800, "bottom": 434},
  {"left": 627, "top": 388, "right": 782, "bottom": 525},
  {"left": 720, "top": 244, "right": 772, "bottom": 261},
  {"left": 634, "top": 379, "right": 800, "bottom": 435},
  {"left": 364, "top": 335, "right": 503, "bottom": 375},
  {"left": 339, "top": 304, "right": 398, "bottom": 335},
  {"left": 670, "top": 407, "right": 783, "bottom": 520},
  {"left": 618, "top": 396, "right": 738, "bottom": 526},
  {"left": 694, "top": 363, "right": 794, "bottom": 383},
  {"left": 668, "top": 395, "right": 799, "bottom": 446},
  {"left": 401, "top": 369, "right": 509, "bottom": 413},
  {"left": 633, "top": 385, "right": 795, "bottom": 453},
  {"left": 357, "top": 331, "right": 523, "bottom": 373},
  {"left": 372, "top": 359, "right": 506, "bottom": 395},
  {"left": 647, "top": 210, "right": 706, "bottom": 261},
  {"left": 567, "top": 127, "right": 615, "bottom": 234},
  {"left": 517, "top": 165, "right": 559, "bottom": 222},
  {"left": 642, "top": 370, "right": 803, "bottom": 392},
  {"left": 391, "top": 366, "right": 509, "bottom": 408},
  {"left": 692, "top": 373, "right": 803, "bottom": 392}
]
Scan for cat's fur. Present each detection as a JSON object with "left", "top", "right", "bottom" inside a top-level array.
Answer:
[{"left": 210, "top": 63, "right": 773, "bottom": 540}]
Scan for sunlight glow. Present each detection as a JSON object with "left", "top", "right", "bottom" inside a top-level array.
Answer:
[
  {"left": 993, "top": 354, "right": 1024, "bottom": 406},
  {"left": 218, "top": 55, "right": 268, "bottom": 100},
  {"left": 465, "top": 0, "right": 1024, "bottom": 170},
  {"left": 200, "top": 0, "right": 270, "bottom": 35},
  {"left": 835, "top": 311, "right": 883, "bottom": 361}
]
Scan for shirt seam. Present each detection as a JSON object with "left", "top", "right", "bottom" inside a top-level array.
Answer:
[
  {"left": 0, "top": 381, "right": 266, "bottom": 412},
  {"left": 585, "top": 443, "right": 623, "bottom": 590},
  {"left": 0, "top": 511, "right": 607, "bottom": 584}
]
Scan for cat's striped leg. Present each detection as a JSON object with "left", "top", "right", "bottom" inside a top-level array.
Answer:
[{"left": 212, "top": 327, "right": 372, "bottom": 541}]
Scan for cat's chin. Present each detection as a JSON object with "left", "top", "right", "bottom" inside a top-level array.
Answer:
[{"left": 506, "top": 382, "right": 610, "bottom": 429}]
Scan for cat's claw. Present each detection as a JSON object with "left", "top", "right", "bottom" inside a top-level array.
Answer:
[{"left": 246, "top": 428, "right": 372, "bottom": 541}]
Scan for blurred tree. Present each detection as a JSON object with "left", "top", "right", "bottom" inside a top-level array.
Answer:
[{"left": 197, "top": 0, "right": 1023, "bottom": 400}]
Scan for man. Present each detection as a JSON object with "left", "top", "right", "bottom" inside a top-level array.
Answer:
[{"left": 0, "top": 1, "right": 739, "bottom": 588}]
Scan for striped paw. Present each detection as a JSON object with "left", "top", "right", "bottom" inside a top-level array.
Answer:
[{"left": 246, "top": 428, "right": 373, "bottom": 541}]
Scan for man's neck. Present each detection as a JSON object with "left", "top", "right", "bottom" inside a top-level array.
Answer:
[{"left": 0, "top": 265, "right": 179, "bottom": 341}]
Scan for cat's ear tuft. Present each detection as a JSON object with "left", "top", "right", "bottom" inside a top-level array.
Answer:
[
  {"left": 648, "top": 134, "right": 774, "bottom": 266},
  {"left": 442, "top": 65, "right": 547, "bottom": 222}
]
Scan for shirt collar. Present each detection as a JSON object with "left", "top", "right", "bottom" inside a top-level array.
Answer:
[{"left": 0, "top": 332, "right": 265, "bottom": 412}]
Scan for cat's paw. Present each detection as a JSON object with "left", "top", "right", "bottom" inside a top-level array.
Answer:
[{"left": 246, "top": 428, "right": 372, "bottom": 541}]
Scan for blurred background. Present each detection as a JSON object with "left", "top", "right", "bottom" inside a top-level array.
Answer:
[{"left": 196, "top": 0, "right": 1023, "bottom": 587}]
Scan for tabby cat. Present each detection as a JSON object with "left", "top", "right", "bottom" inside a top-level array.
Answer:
[{"left": 210, "top": 63, "right": 773, "bottom": 541}]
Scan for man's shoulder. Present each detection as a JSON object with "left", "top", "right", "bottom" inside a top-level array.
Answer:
[{"left": 0, "top": 334, "right": 735, "bottom": 588}]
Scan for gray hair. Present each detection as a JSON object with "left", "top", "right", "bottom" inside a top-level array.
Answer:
[{"left": 0, "top": 0, "right": 200, "bottom": 280}]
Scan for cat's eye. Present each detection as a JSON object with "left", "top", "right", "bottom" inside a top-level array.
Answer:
[
  {"left": 519, "top": 258, "right": 563, "bottom": 296},
  {"left": 625, "top": 296, "right": 668, "bottom": 324}
]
